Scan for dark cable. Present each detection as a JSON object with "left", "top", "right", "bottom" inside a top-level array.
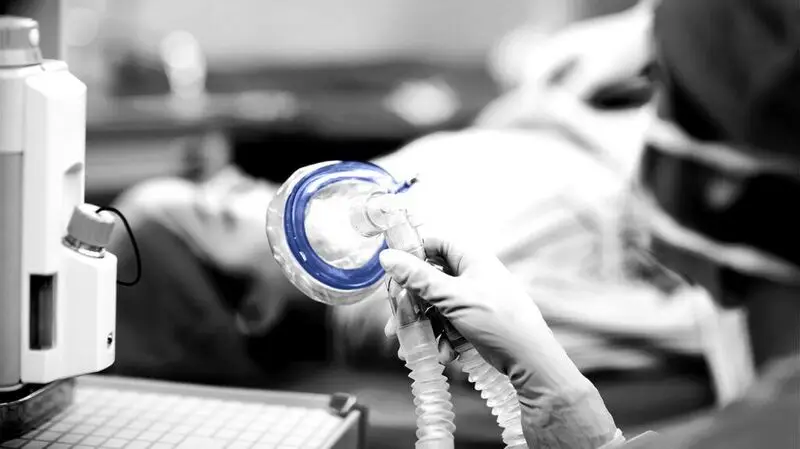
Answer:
[{"left": 96, "top": 206, "right": 142, "bottom": 287}]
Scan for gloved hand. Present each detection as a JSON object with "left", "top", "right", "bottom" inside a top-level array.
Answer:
[{"left": 381, "top": 235, "right": 622, "bottom": 449}]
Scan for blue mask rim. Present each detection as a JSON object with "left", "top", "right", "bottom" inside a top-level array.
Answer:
[{"left": 284, "top": 161, "right": 408, "bottom": 291}]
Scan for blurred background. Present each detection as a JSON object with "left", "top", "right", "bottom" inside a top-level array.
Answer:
[
  {"left": 58, "top": 0, "right": 636, "bottom": 202},
  {"left": 7, "top": 0, "right": 726, "bottom": 448},
  {"left": 77, "top": 0, "right": 534, "bottom": 200}
]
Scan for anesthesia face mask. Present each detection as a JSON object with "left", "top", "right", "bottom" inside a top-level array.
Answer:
[
  {"left": 265, "top": 160, "right": 417, "bottom": 306},
  {"left": 266, "top": 161, "right": 528, "bottom": 449}
]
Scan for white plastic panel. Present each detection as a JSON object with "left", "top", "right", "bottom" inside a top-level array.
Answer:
[
  {"left": 22, "top": 61, "right": 86, "bottom": 275},
  {"left": 18, "top": 61, "right": 115, "bottom": 384},
  {"left": 0, "top": 65, "right": 43, "bottom": 154}
]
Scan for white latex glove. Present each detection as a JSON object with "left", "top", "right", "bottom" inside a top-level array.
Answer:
[{"left": 381, "top": 235, "right": 621, "bottom": 449}]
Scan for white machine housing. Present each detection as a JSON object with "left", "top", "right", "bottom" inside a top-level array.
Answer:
[{"left": 0, "top": 55, "right": 117, "bottom": 389}]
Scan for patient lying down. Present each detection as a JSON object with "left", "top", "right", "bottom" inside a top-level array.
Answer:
[{"left": 112, "top": 122, "right": 713, "bottom": 377}]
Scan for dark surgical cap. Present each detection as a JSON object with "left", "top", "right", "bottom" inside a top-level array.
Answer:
[{"left": 637, "top": 0, "right": 800, "bottom": 304}]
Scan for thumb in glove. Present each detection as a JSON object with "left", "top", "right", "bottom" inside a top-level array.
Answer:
[{"left": 379, "top": 239, "right": 621, "bottom": 449}]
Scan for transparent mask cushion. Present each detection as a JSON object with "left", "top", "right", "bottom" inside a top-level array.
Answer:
[{"left": 283, "top": 161, "right": 409, "bottom": 291}]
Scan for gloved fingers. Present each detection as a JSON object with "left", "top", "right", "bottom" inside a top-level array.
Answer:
[
  {"left": 424, "top": 255, "right": 453, "bottom": 276},
  {"left": 437, "top": 335, "right": 456, "bottom": 365},
  {"left": 418, "top": 236, "right": 469, "bottom": 275},
  {"left": 379, "top": 249, "right": 456, "bottom": 301}
]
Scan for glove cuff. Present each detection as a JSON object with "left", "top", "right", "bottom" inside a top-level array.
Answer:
[{"left": 517, "top": 379, "right": 620, "bottom": 449}]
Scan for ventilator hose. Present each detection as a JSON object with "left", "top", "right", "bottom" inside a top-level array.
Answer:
[
  {"left": 397, "top": 321, "right": 456, "bottom": 449},
  {"left": 458, "top": 345, "right": 528, "bottom": 449}
]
